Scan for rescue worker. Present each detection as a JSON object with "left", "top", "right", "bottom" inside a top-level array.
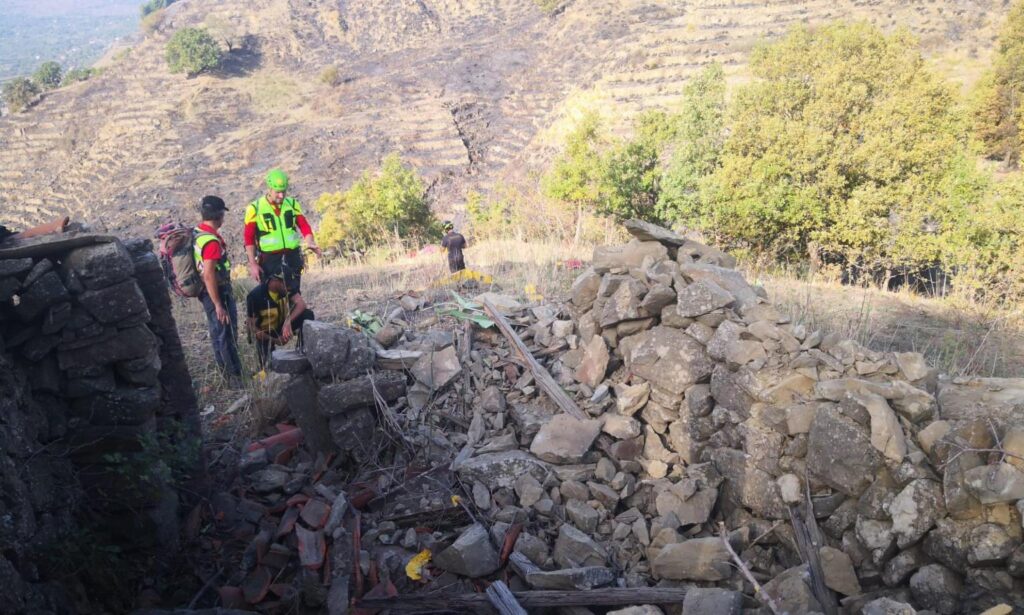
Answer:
[
  {"left": 440, "top": 220, "right": 467, "bottom": 273},
  {"left": 245, "top": 269, "right": 314, "bottom": 370},
  {"left": 243, "top": 168, "right": 322, "bottom": 291},
  {"left": 195, "top": 195, "right": 243, "bottom": 384}
]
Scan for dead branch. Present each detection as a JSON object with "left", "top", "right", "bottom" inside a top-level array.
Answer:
[
  {"left": 718, "top": 523, "right": 785, "bottom": 615},
  {"left": 482, "top": 298, "right": 585, "bottom": 420}
]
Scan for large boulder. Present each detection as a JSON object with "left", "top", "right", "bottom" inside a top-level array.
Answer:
[
  {"left": 78, "top": 279, "right": 150, "bottom": 324},
  {"left": 529, "top": 414, "right": 603, "bottom": 464},
  {"left": 411, "top": 345, "right": 461, "bottom": 390},
  {"left": 14, "top": 271, "right": 69, "bottom": 321},
  {"left": 434, "top": 524, "right": 500, "bottom": 578},
  {"left": 651, "top": 538, "right": 732, "bottom": 581},
  {"left": 592, "top": 240, "right": 668, "bottom": 273},
  {"left": 890, "top": 479, "right": 945, "bottom": 548},
  {"left": 936, "top": 377, "right": 1024, "bottom": 427},
  {"left": 681, "top": 588, "right": 742, "bottom": 615},
  {"left": 963, "top": 462, "right": 1024, "bottom": 504},
  {"left": 63, "top": 241, "right": 134, "bottom": 290},
  {"left": 675, "top": 280, "right": 735, "bottom": 318},
  {"left": 575, "top": 335, "right": 609, "bottom": 389},
  {"left": 57, "top": 325, "right": 159, "bottom": 370},
  {"left": 571, "top": 269, "right": 602, "bottom": 311},
  {"left": 553, "top": 523, "right": 607, "bottom": 568},
  {"left": 679, "top": 263, "right": 758, "bottom": 310},
  {"left": 317, "top": 372, "right": 407, "bottom": 416},
  {"left": 807, "top": 405, "right": 882, "bottom": 496},
  {"left": 303, "top": 321, "right": 374, "bottom": 380},
  {"left": 621, "top": 326, "right": 714, "bottom": 395},
  {"left": 909, "top": 564, "right": 961, "bottom": 615},
  {"left": 455, "top": 451, "right": 550, "bottom": 490}
]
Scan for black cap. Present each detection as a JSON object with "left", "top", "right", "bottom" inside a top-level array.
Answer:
[{"left": 200, "top": 195, "right": 229, "bottom": 217}]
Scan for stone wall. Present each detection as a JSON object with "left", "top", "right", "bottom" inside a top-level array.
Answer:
[{"left": 0, "top": 232, "right": 199, "bottom": 611}]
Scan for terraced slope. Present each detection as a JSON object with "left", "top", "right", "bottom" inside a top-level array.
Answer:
[{"left": 0, "top": 0, "right": 1005, "bottom": 237}]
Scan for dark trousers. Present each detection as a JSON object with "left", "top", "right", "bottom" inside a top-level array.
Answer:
[
  {"left": 259, "top": 250, "right": 304, "bottom": 292},
  {"left": 448, "top": 253, "right": 466, "bottom": 273},
  {"left": 200, "top": 287, "right": 243, "bottom": 377},
  {"left": 255, "top": 308, "right": 315, "bottom": 369}
]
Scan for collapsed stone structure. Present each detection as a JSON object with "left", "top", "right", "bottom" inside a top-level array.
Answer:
[
  {"left": 222, "top": 221, "right": 1023, "bottom": 614},
  {"left": 0, "top": 232, "right": 199, "bottom": 612}
]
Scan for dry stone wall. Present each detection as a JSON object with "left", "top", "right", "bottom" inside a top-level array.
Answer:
[{"left": 0, "top": 232, "right": 199, "bottom": 611}]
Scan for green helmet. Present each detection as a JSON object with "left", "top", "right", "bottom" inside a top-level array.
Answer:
[{"left": 265, "top": 168, "right": 289, "bottom": 192}]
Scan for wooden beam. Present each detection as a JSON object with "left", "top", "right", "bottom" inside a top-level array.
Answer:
[
  {"left": 481, "top": 298, "right": 586, "bottom": 420},
  {"left": 356, "top": 587, "right": 690, "bottom": 611},
  {"left": 485, "top": 581, "right": 527, "bottom": 615},
  {"left": 0, "top": 231, "right": 116, "bottom": 260}
]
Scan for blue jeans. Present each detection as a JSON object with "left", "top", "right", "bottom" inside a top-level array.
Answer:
[{"left": 200, "top": 286, "right": 243, "bottom": 377}]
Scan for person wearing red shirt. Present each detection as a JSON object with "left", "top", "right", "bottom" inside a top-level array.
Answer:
[
  {"left": 243, "top": 169, "right": 321, "bottom": 292},
  {"left": 195, "top": 195, "right": 243, "bottom": 384}
]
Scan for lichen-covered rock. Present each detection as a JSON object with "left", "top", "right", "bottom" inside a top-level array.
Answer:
[
  {"left": 890, "top": 479, "right": 945, "bottom": 548},
  {"left": 621, "top": 326, "right": 714, "bottom": 395},
  {"left": 651, "top": 537, "right": 732, "bottom": 581},
  {"left": 807, "top": 405, "right": 882, "bottom": 496}
]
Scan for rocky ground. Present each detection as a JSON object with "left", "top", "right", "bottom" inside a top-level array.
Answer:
[{"left": 145, "top": 221, "right": 1024, "bottom": 614}]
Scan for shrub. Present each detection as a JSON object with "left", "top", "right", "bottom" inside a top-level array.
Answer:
[
  {"left": 701, "top": 22, "right": 976, "bottom": 273},
  {"left": 534, "top": 0, "right": 562, "bottom": 14},
  {"left": 32, "top": 61, "right": 62, "bottom": 90},
  {"left": 541, "top": 111, "right": 607, "bottom": 240},
  {"left": 316, "top": 154, "right": 436, "bottom": 251},
  {"left": 466, "top": 190, "right": 505, "bottom": 239},
  {"left": 657, "top": 64, "right": 727, "bottom": 224},
  {"left": 971, "top": 1, "right": 1024, "bottom": 166},
  {"left": 2, "top": 77, "right": 40, "bottom": 113},
  {"left": 320, "top": 65, "right": 340, "bottom": 86},
  {"left": 60, "top": 67, "right": 95, "bottom": 86},
  {"left": 165, "top": 27, "right": 222, "bottom": 76},
  {"left": 141, "top": 0, "right": 175, "bottom": 17},
  {"left": 141, "top": 9, "right": 165, "bottom": 35}
]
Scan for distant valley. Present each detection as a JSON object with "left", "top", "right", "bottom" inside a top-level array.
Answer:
[{"left": 0, "top": 0, "right": 139, "bottom": 80}]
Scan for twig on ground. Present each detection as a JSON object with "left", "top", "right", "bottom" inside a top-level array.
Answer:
[
  {"left": 187, "top": 567, "right": 222, "bottom": 609},
  {"left": 718, "top": 523, "right": 784, "bottom": 615}
]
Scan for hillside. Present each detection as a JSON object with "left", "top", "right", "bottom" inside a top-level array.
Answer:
[{"left": 0, "top": 0, "right": 1007, "bottom": 238}]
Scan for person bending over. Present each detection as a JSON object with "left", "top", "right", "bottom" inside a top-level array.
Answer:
[{"left": 245, "top": 271, "right": 314, "bottom": 370}]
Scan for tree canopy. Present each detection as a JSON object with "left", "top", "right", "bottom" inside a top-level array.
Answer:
[
  {"left": 699, "top": 23, "right": 975, "bottom": 272},
  {"left": 2, "top": 78, "right": 40, "bottom": 113},
  {"left": 316, "top": 154, "right": 436, "bottom": 251},
  {"left": 32, "top": 61, "right": 63, "bottom": 91},
  {"left": 165, "top": 27, "right": 222, "bottom": 76}
]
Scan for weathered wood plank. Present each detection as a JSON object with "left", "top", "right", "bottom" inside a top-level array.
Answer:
[
  {"left": 482, "top": 298, "right": 585, "bottom": 420},
  {"left": 485, "top": 581, "right": 527, "bottom": 615},
  {"left": 357, "top": 587, "right": 690, "bottom": 610}
]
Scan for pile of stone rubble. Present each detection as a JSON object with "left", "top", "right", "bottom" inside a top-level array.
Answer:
[{"left": 212, "top": 221, "right": 1024, "bottom": 614}]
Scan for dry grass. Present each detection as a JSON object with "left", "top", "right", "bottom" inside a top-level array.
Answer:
[
  {"left": 175, "top": 239, "right": 1024, "bottom": 421},
  {"left": 759, "top": 271, "right": 1024, "bottom": 378}
]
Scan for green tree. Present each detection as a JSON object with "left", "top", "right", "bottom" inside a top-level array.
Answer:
[
  {"left": 141, "top": 0, "right": 175, "bottom": 17},
  {"left": 541, "top": 111, "right": 607, "bottom": 240},
  {"left": 33, "top": 61, "right": 63, "bottom": 91},
  {"left": 657, "top": 64, "right": 727, "bottom": 224},
  {"left": 315, "top": 154, "right": 436, "bottom": 250},
  {"left": 165, "top": 27, "right": 222, "bottom": 76},
  {"left": 971, "top": 2, "right": 1024, "bottom": 166},
  {"left": 598, "top": 134, "right": 663, "bottom": 223},
  {"left": 2, "top": 77, "right": 40, "bottom": 113},
  {"left": 704, "top": 22, "right": 975, "bottom": 273},
  {"left": 60, "top": 68, "right": 95, "bottom": 86}
]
